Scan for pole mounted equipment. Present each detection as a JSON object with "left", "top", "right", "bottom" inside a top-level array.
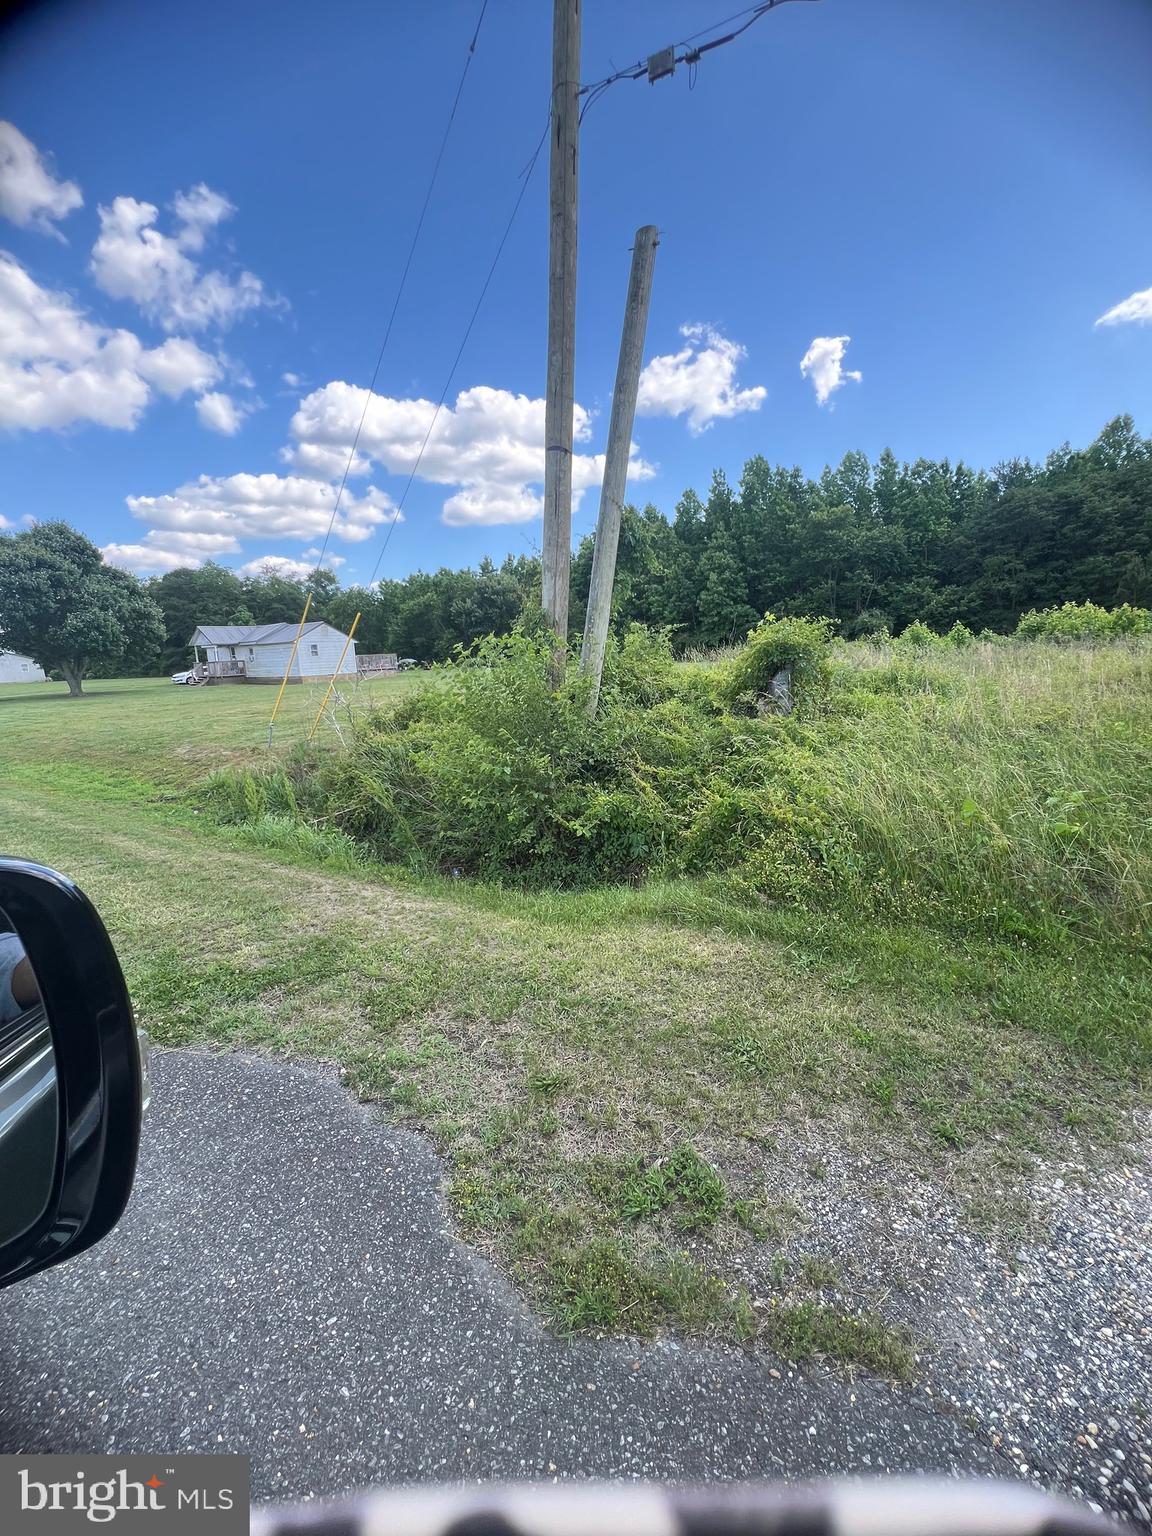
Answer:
[{"left": 580, "top": 0, "right": 820, "bottom": 107}]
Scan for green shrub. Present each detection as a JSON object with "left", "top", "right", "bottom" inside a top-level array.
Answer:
[
  {"left": 197, "top": 624, "right": 1152, "bottom": 951},
  {"left": 308, "top": 629, "right": 682, "bottom": 885},
  {"left": 1109, "top": 603, "right": 1152, "bottom": 636},
  {"left": 944, "top": 621, "right": 975, "bottom": 648},
  {"left": 892, "top": 620, "right": 941, "bottom": 653},
  {"left": 715, "top": 613, "right": 835, "bottom": 709},
  {"left": 1015, "top": 600, "right": 1152, "bottom": 641},
  {"left": 602, "top": 623, "right": 680, "bottom": 707}
]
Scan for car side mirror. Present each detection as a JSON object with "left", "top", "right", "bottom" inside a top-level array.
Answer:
[{"left": 0, "top": 858, "right": 144, "bottom": 1291}]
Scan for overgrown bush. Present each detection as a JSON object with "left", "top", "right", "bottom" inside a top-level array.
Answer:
[
  {"left": 892, "top": 620, "right": 940, "bottom": 653},
  {"left": 883, "top": 618, "right": 972, "bottom": 651},
  {"left": 197, "top": 623, "right": 1152, "bottom": 951},
  {"left": 308, "top": 630, "right": 681, "bottom": 885},
  {"left": 602, "top": 623, "right": 681, "bottom": 707},
  {"left": 715, "top": 614, "right": 835, "bottom": 709},
  {"left": 1014, "top": 600, "right": 1152, "bottom": 641}
]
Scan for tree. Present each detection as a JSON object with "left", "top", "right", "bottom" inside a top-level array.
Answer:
[
  {"left": 696, "top": 527, "right": 757, "bottom": 645},
  {"left": 150, "top": 562, "right": 248, "bottom": 672},
  {"left": 302, "top": 567, "right": 340, "bottom": 614},
  {"left": 242, "top": 570, "right": 308, "bottom": 623},
  {"left": 0, "top": 522, "right": 165, "bottom": 696}
]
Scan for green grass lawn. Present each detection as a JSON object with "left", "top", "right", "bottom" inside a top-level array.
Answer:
[
  {"left": 0, "top": 672, "right": 422, "bottom": 792},
  {"left": 0, "top": 654, "right": 1147, "bottom": 1376}
]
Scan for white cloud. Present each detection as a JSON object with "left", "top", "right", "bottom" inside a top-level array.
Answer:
[
  {"left": 235, "top": 554, "right": 322, "bottom": 581},
  {"left": 170, "top": 184, "right": 233, "bottom": 251},
  {"left": 0, "top": 122, "right": 82, "bottom": 237},
  {"left": 137, "top": 337, "right": 220, "bottom": 397},
  {"left": 90, "top": 189, "right": 272, "bottom": 332},
  {"left": 0, "top": 252, "right": 220, "bottom": 430},
  {"left": 637, "top": 323, "right": 766, "bottom": 434},
  {"left": 126, "top": 471, "right": 399, "bottom": 548},
  {"left": 102, "top": 542, "right": 192, "bottom": 574},
  {"left": 282, "top": 371, "right": 301, "bottom": 387},
  {"left": 0, "top": 514, "right": 11, "bottom": 529},
  {"left": 287, "top": 381, "right": 655, "bottom": 527},
  {"left": 150, "top": 530, "right": 242, "bottom": 556},
  {"left": 302, "top": 546, "right": 346, "bottom": 567},
  {"left": 800, "top": 335, "right": 862, "bottom": 407},
  {"left": 1095, "top": 286, "right": 1152, "bottom": 328},
  {"left": 101, "top": 528, "right": 242, "bottom": 575},
  {"left": 195, "top": 390, "right": 251, "bottom": 435},
  {"left": 288, "top": 438, "right": 374, "bottom": 480}
]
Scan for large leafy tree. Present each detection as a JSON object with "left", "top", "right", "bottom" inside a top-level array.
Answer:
[
  {"left": 0, "top": 522, "right": 165, "bottom": 696},
  {"left": 242, "top": 569, "right": 309, "bottom": 623},
  {"left": 696, "top": 527, "right": 757, "bottom": 645},
  {"left": 149, "top": 562, "right": 249, "bottom": 671}
]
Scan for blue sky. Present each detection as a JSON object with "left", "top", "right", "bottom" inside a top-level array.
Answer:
[{"left": 1, "top": 0, "right": 1150, "bottom": 586}]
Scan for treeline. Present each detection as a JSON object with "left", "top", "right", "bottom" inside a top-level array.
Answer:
[
  {"left": 147, "top": 556, "right": 541, "bottom": 673},
  {"left": 145, "top": 415, "right": 1151, "bottom": 668}
]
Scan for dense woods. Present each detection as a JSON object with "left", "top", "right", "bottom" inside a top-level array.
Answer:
[
  {"left": 148, "top": 414, "right": 1149, "bottom": 667},
  {"left": 569, "top": 414, "right": 1152, "bottom": 649}
]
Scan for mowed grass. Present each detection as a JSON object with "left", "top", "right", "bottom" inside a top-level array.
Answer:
[
  {"left": 0, "top": 673, "right": 423, "bottom": 793},
  {"left": 0, "top": 650, "right": 1148, "bottom": 1376}
]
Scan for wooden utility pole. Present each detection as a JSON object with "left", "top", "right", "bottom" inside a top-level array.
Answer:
[
  {"left": 579, "top": 225, "right": 659, "bottom": 711},
  {"left": 541, "top": 0, "right": 581, "bottom": 663}
]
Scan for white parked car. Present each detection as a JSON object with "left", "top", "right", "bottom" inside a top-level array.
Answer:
[{"left": 170, "top": 668, "right": 201, "bottom": 685}]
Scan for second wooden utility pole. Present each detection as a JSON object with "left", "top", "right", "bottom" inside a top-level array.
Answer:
[
  {"left": 541, "top": 0, "right": 581, "bottom": 660},
  {"left": 579, "top": 224, "right": 659, "bottom": 711}
]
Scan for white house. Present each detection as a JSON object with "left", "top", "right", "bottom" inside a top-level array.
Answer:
[
  {"left": 0, "top": 652, "right": 46, "bottom": 684},
  {"left": 187, "top": 622, "right": 358, "bottom": 684}
]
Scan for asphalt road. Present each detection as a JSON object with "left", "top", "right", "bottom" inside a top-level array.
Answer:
[{"left": 0, "top": 1049, "right": 1008, "bottom": 1504}]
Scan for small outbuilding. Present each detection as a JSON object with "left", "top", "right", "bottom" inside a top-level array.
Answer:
[
  {"left": 0, "top": 652, "right": 46, "bottom": 684},
  {"left": 187, "top": 622, "right": 358, "bottom": 684}
]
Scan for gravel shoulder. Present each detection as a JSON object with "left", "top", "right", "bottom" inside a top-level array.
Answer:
[
  {"left": 716, "top": 1116, "right": 1152, "bottom": 1525},
  {"left": 0, "top": 1049, "right": 1147, "bottom": 1524}
]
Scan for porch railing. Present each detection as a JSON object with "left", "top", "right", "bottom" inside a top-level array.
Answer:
[
  {"left": 195, "top": 659, "right": 247, "bottom": 679},
  {"left": 357, "top": 653, "right": 399, "bottom": 674}
]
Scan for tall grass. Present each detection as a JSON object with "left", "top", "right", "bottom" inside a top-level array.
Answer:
[
  {"left": 196, "top": 631, "right": 1152, "bottom": 956},
  {"left": 825, "top": 640, "right": 1151, "bottom": 946}
]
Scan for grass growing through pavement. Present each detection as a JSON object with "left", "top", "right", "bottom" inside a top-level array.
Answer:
[{"left": 0, "top": 641, "right": 1148, "bottom": 1378}]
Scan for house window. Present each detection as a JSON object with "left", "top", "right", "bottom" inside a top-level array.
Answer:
[
  {"left": 248, "top": 648, "right": 255, "bottom": 659},
  {"left": 229, "top": 647, "right": 237, "bottom": 659},
  {"left": 309, "top": 643, "right": 319, "bottom": 656}
]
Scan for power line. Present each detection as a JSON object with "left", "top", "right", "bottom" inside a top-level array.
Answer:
[
  {"left": 365, "top": 112, "right": 552, "bottom": 590},
  {"left": 308, "top": 0, "right": 489, "bottom": 579},
  {"left": 578, "top": 0, "right": 818, "bottom": 109},
  {"left": 345, "top": 0, "right": 816, "bottom": 595},
  {"left": 679, "top": 0, "right": 791, "bottom": 48}
]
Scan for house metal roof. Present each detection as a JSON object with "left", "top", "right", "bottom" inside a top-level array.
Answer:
[{"left": 189, "top": 621, "right": 342, "bottom": 646}]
